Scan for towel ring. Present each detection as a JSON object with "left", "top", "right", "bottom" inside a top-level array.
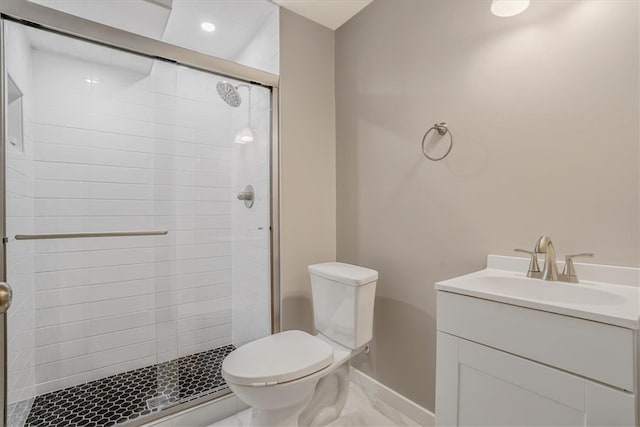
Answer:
[{"left": 422, "top": 122, "right": 453, "bottom": 161}]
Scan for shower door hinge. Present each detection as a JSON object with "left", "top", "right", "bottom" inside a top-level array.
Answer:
[{"left": 2, "top": 237, "right": 7, "bottom": 244}]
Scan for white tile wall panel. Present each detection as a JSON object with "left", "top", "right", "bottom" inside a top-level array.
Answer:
[
  {"left": 178, "top": 324, "right": 231, "bottom": 349},
  {"left": 35, "top": 354, "right": 93, "bottom": 384},
  {"left": 32, "top": 235, "right": 154, "bottom": 255},
  {"left": 35, "top": 278, "right": 156, "bottom": 309},
  {"left": 4, "top": 29, "right": 272, "bottom": 400},
  {"left": 153, "top": 243, "right": 231, "bottom": 262},
  {"left": 156, "top": 336, "right": 178, "bottom": 357},
  {"left": 32, "top": 123, "right": 91, "bottom": 147},
  {"left": 91, "top": 341, "right": 157, "bottom": 370},
  {"left": 177, "top": 297, "right": 232, "bottom": 320},
  {"left": 177, "top": 310, "right": 232, "bottom": 334},
  {"left": 89, "top": 356, "right": 158, "bottom": 385},
  {"left": 230, "top": 81, "right": 272, "bottom": 346},
  {"left": 90, "top": 310, "right": 156, "bottom": 336},
  {"left": 90, "top": 294, "right": 157, "bottom": 319},
  {"left": 155, "top": 307, "right": 178, "bottom": 324},
  {"left": 177, "top": 284, "right": 230, "bottom": 305},
  {"left": 34, "top": 321, "right": 91, "bottom": 347},
  {"left": 91, "top": 131, "right": 156, "bottom": 153},
  {"left": 88, "top": 263, "right": 156, "bottom": 285},
  {"left": 155, "top": 320, "right": 177, "bottom": 338},
  {"left": 35, "top": 371, "right": 93, "bottom": 396},
  {"left": 35, "top": 269, "right": 92, "bottom": 290},
  {"left": 178, "top": 337, "right": 231, "bottom": 358},
  {"left": 11, "top": 355, "right": 35, "bottom": 402},
  {"left": 35, "top": 339, "right": 90, "bottom": 366},
  {"left": 34, "top": 162, "right": 155, "bottom": 184},
  {"left": 5, "top": 22, "right": 37, "bottom": 407}
]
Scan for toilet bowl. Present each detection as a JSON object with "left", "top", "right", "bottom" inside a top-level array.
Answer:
[{"left": 222, "top": 262, "right": 378, "bottom": 426}]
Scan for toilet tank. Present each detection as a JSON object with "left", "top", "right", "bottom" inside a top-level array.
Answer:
[{"left": 308, "top": 262, "right": 378, "bottom": 350}]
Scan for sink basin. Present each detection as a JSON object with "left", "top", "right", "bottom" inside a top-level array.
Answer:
[
  {"left": 470, "top": 276, "right": 626, "bottom": 306},
  {"left": 435, "top": 260, "right": 640, "bottom": 329}
]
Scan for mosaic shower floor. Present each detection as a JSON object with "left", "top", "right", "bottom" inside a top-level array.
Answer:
[{"left": 15, "top": 344, "right": 234, "bottom": 427}]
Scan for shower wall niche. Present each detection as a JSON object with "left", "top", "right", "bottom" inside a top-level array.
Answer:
[{"left": 4, "top": 20, "right": 272, "bottom": 426}]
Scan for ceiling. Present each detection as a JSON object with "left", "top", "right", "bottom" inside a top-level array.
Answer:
[
  {"left": 163, "top": 0, "right": 277, "bottom": 60},
  {"left": 24, "top": 0, "right": 371, "bottom": 75},
  {"left": 272, "top": 0, "right": 373, "bottom": 30},
  {"left": 28, "top": 0, "right": 278, "bottom": 61}
]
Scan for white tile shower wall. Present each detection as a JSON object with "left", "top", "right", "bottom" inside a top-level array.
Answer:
[
  {"left": 231, "top": 85, "right": 272, "bottom": 347},
  {"left": 233, "top": 8, "right": 279, "bottom": 76},
  {"left": 5, "top": 23, "right": 37, "bottom": 411},
  {"left": 229, "top": 6, "right": 276, "bottom": 347},
  {"left": 28, "top": 49, "right": 235, "bottom": 395}
]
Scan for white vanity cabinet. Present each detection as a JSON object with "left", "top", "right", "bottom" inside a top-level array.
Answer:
[
  {"left": 436, "top": 331, "right": 635, "bottom": 427},
  {"left": 434, "top": 256, "right": 640, "bottom": 427}
]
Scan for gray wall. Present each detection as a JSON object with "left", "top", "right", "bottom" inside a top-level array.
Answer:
[
  {"left": 279, "top": 9, "right": 336, "bottom": 333},
  {"left": 335, "top": 0, "right": 639, "bottom": 411}
]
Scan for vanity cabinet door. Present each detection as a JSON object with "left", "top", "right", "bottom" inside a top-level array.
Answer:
[{"left": 435, "top": 332, "right": 636, "bottom": 427}]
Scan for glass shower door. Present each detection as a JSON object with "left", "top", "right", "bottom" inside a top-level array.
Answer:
[{"left": 3, "top": 18, "right": 272, "bottom": 427}]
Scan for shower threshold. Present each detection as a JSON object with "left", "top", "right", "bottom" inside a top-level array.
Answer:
[{"left": 16, "top": 344, "right": 235, "bottom": 427}]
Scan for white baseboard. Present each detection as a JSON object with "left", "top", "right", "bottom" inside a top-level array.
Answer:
[{"left": 349, "top": 367, "right": 435, "bottom": 427}]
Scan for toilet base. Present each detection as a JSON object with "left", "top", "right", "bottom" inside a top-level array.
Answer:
[
  {"left": 298, "top": 363, "right": 350, "bottom": 426},
  {"left": 244, "top": 363, "right": 350, "bottom": 427},
  {"left": 250, "top": 396, "right": 313, "bottom": 427}
]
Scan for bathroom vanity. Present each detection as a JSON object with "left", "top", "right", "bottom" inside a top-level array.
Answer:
[{"left": 435, "top": 255, "right": 640, "bottom": 427}]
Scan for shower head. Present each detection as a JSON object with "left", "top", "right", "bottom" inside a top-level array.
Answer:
[{"left": 216, "top": 81, "right": 242, "bottom": 107}]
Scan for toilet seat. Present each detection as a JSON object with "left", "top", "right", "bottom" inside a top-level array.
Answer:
[{"left": 222, "top": 330, "right": 333, "bottom": 387}]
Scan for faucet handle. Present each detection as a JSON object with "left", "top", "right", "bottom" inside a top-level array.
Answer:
[
  {"left": 562, "top": 253, "right": 594, "bottom": 282},
  {"left": 514, "top": 249, "right": 541, "bottom": 278}
]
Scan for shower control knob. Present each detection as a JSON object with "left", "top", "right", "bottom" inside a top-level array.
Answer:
[{"left": 236, "top": 185, "right": 255, "bottom": 208}]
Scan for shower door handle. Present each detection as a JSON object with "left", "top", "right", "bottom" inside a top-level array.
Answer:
[{"left": 0, "top": 283, "right": 11, "bottom": 314}]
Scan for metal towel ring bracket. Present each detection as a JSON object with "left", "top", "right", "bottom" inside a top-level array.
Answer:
[{"left": 422, "top": 122, "right": 453, "bottom": 161}]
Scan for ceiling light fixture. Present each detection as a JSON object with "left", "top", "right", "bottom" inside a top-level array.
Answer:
[
  {"left": 234, "top": 86, "right": 254, "bottom": 144},
  {"left": 490, "top": 0, "right": 530, "bottom": 17},
  {"left": 234, "top": 128, "right": 255, "bottom": 144},
  {"left": 201, "top": 22, "right": 216, "bottom": 32}
]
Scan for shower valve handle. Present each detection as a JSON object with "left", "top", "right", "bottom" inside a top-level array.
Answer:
[
  {"left": 236, "top": 185, "right": 255, "bottom": 208},
  {"left": 236, "top": 192, "right": 253, "bottom": 201}
]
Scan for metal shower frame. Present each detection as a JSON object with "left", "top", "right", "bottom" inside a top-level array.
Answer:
[{"left": 0, "top": 0, "right": 281, "bottom": 424}]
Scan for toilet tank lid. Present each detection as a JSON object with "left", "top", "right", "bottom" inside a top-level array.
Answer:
[{"left": 308, "top": 262, "right": 378, "bottom": 286}]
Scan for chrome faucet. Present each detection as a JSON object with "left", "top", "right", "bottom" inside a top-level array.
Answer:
[
  {"left": 534, "top": 235, "right": 558, "bottom": 281},
  {"left": 515, "top": 235, "right": 594, "bottom": 283}
]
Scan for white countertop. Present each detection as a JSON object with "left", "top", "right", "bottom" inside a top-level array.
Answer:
[{"left": 435, "top": 255, "right": 640, "bottom": 329}]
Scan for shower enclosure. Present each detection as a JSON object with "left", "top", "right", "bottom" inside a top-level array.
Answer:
[{"left": 0, "top": 2, "right": 279, "bottom": 426}]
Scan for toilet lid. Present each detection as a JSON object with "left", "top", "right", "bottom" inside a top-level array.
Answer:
[{"left": 222, "top": 330, "right": 333, "bottom": 387}]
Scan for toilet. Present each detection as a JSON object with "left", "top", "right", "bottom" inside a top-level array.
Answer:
[{"left": 222, "top": 262, "right": 378, "bottom": 426}]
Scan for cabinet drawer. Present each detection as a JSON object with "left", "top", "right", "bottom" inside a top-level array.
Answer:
[{"left": 437, "top": 291, "right": 636, "bottom": 391}]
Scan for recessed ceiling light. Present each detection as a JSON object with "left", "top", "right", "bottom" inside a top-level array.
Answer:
[
  {"left": 201, "top": 22, "right": 216, "bottom": 32},
  {"left": 85, "top": 78, "right": 99, "bottom": 84},
  {"left": 491, "top": 0, "right": 530, "bottom": 17}
]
